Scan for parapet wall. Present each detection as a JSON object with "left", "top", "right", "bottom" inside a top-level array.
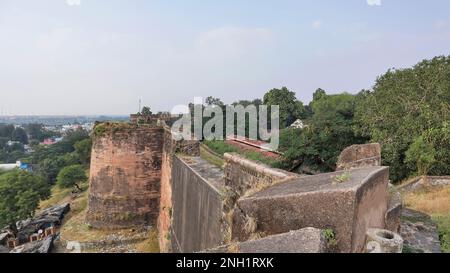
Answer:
[
  {"left": 86, "top": 124, "right": 164, "bottom": 228},
  {"left": 170, "top": 156, "right": 226, "bottom": 253},
  {"left": 158, "top": 125, "right": 200, "bottom": 252},
  {"left": 224, "top": 153, "right": 298, "bottom": 198}
]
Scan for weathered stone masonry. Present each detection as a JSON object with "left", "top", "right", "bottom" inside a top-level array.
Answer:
[
  {"left": 86, "top": 125, "right": 164, "bottom": 228},
  {"left": 86, "top": 122, "right": 403, "bottom": 253}
]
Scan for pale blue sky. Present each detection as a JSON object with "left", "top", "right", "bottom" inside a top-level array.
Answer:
[{"left": 0, "top": 0, "right": 449, "bottom": 115}]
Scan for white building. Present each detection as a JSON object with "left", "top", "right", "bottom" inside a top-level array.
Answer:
[
  {"left": 0, "top": 161, "right": 21, "bottom": 171},
  {"left": 290, "top": 119, "right": 305, "bottom": 129}
]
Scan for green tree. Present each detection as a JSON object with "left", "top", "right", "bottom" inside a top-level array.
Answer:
[
  {"left": 312, "top": 88, "right": 327, "bottom": 102},
  {"left": 24, "top": 124, "right": 45, "bottom": 141},
  {"left": 206, "top": 97, "right": 225, "bottom": 107},
  {"left": 24, "top": 124, "right": 59, "bottom": 142},
  {"left": 64, "top": 128, "right": 90, "bottom": 148},
  {"left": 0, "top": 170, "right": 51, "bottom": 231},
  {"left": 56, "top": 165, "right": 87, "bottom": 191},
  {"left": 11, "top": 127, "right": 28, "bottom": 144},
  {"left": 74, "top": 138, "right": 92, "bottom": 166},
  {"left": 355, "top": 56, "right": 450, "bottom": 181},
  {"left": 39, "top": 156, "right": 68, "bottom": 183},
  {"left": 405, "top": 136, "right": 436, "bottom": 176},
  {"left": 263, "top": 87, "right": 306, "bottom": 128},
  {"left": 140, "top": 106, "right": 153, "bottom": 116},
  {"left": 279, "top": 92, "right": 367, "bottom": 173},
  {"left": 406, "top": 122, "right": 450, "bottom": 176},
  {"left": 0, "top": 124, "right": 14, "bottom": 139}
]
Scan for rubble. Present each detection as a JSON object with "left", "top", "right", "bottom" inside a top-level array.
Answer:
[
  {"left": 205, "top": 228, "right": 328, "bottom": 253},
  {"left": 16, "top": 203, "right": 70, "bottom": 244},
  {"left": 10, "top": 235, "right": 54, "bottom": 254},
  {"left": 400, "top": 209, "right": 442, "bottom": 253}
]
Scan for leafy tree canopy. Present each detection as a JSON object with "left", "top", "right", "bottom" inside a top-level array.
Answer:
[
  {"left": 279, "top": 91, "right": 367, "bottom": 172},
  {"left": 0, "top": 170, "right": 51, "bottom": 228},
  {"left": 56, "top": 165, "right": 87, "bottom": 190},
  {"left": 263, "top": 87, "right": 306, "bottom": 128},
  {"left": 355, "top": 55, "right": 450, "bottom": 181},
  {"left": 140, "top": 106, "right": 153, "bottom": 116},
  {"left": 74, "top": 138, "right": 92, "bottom": 166}
]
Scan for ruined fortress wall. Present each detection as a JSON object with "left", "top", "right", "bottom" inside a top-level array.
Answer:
[
  {"left": 235, "top": 167, "right": 390, "bottom": 253},
  {"left": 158, "top": 126, "right": 201, "bottom": 252},
  {"left": 157, "top": 128, "right": 175, "bottom": 253},
  {"left": 224, "top": 153, "right": 298, "bottom": 198},
  {"left": 86, "top": 125, "right": 164, "bottom": 228},
  {"left": 171, "top": 156, "right": 226, "bottom": 253},
  {"left": 385, "top": 189, "right": 402, "bottom": 233},
  {"left": 235, "top": 183, "right": 357, "bottom": 251},
  {"left": 352, "top": 167, "right": 389, "bottom": 252}
]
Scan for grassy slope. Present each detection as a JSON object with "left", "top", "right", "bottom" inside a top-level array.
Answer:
[
  {"left": 200, "top": 144, "right": 224, "bottom": 169},
  {"left": 39, "top": 181, "right": 159, "bottom": 253},
  {"left": 39, "top": 181, "right": 89, "bottom": 211},
  {"left": 203, "top": 140, "right": 279, "bottom": 167},
  {"left": 403, "top": 185, "right": 450, "bottom": 253}
]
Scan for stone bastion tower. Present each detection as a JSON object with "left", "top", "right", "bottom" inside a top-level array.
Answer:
[{"left": 86, "top": 123, "right": 164, "bottom": 228}]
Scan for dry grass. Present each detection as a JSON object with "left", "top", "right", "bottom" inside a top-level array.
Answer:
[
  {"left": 403, "top": 186, "right": 450, "bottom": 215},
  {"left": 227, "top": 243, "right": 240, "bottom": 253},
  {"left": 39, "top": 181, "right": 89, "bottom": 212},
  {"left": 403, "top": 185, "right": 450, "bottom": 253},
  {"left": 39, "top": 187, "right": 72, "bottom": 211},
  {"left": 200, "top": 145, "right": 224, "bottom": 169},
  {"left": 243, "top": 215, "right": 257, "bottom": 234},
  {"left": 134, "top": 229, "right": 160, "bottom": 253}
]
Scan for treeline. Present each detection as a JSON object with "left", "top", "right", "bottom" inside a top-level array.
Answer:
[
  {"left": 198, "top": 56, "right": 450, "bottom": 182},
  {"left": 0, "top": 128, "right": 92, "bottom": 230}
]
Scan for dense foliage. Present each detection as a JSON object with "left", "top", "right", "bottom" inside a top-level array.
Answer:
[
  {"left": 0, "top": 170, "right": 51, "bottom": 228},
  {"left": 355, "top": 56, "right": 450, "bottom": 181},
  {"left": 56, "top": 165, "right": 88, "bottom": 190},
  {"left": 277, "top": 91, "right": 367, "bottom": 172},
  {"left": 0, "top": 127, "right": 92, "bottom": 229},
  {"left": 263, "top": 87, "right": 306, "bottom": 129},
  {"left": 200, "top": 56, "right": 450, "bottom": 181}
]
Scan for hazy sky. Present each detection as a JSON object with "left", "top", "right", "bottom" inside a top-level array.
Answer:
[{"left": 0, "top": 0, "right": 449, "bottom": 115}]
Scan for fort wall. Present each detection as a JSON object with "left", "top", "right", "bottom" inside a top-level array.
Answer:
[
  {"left": 86, "top": 124, "right": 163, "bottom": 228},
  {"left": 170, "top": 156, "right": 226, "bottom": 253},
  {"left": 85, "top": 123, "right": 399, "bottom": 253}
]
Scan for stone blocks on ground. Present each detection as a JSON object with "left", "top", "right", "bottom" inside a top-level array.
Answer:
[
  {"left": 400, "top": 208, "right": 442, "bottom": 253},
  {"left": 234, "top": 166, "right": 390, "bottom": 253},
  {"left": 336, "top": 143, "right": 381, "bottom": 171},
  {"left": 385, "top": 188, "right": 402, "bottom": 233},
  {"left": 9, "top": 235, "right": 54, "bottom": 254},
  {"left": 205, "top": 228, "right": 328, "bottom": 253}
]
